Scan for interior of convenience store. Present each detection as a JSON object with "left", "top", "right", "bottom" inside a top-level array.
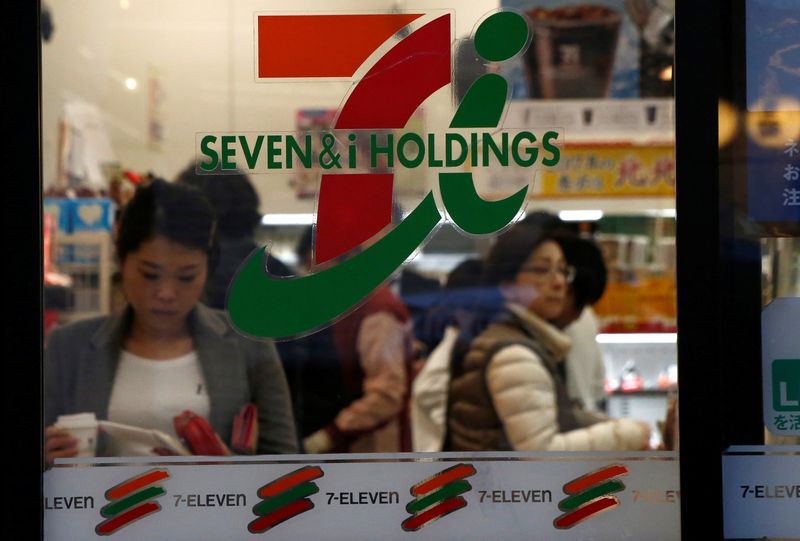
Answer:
[{"left": 39, "top": 0, "right": 799, "bottom": 451}]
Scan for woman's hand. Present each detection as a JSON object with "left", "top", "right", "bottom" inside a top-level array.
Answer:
[
  {"left": 45, "top": 425, "right": 79, "bottom": 465},
  {"left": 215, "top": 433, "right": 233, "bottom": 456},
  {"left": 635, "top": 420, "right": 653, "bottom": 450}
]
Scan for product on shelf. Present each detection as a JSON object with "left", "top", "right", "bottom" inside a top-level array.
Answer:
[{"left": 593, "top": 233, "right": 677, "bottom": 333}]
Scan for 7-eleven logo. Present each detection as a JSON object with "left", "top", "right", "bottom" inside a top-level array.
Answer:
[
  {"left": 96, "top": 469, "right": 170, "bottom": 536},
  {"left": 227, "top": 10, "right": 550, "bottom": 340},
  {"left": 249, "top": 466, "right": 324, "bottom": 534},
  {"left": 402, "top": 463, "right": 476, "bottom": 531},
  {"left": 554, "top": 464, "right": 629, "bottom": 529}
]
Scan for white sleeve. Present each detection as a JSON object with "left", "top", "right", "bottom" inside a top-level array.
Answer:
[{"left": 486, "top": 345, "right": 646, "bottom": 451}]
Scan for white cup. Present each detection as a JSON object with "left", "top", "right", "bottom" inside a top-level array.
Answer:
[{"left": 56, "top": 413, "right": 99, "bottom": 457}]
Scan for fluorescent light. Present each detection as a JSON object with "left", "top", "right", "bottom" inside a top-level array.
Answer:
[
  {"left": 124, "top": 77, "right": 137, "bottom": 90},
  {"left": 558, "top": 210, "right": 604, "bottom": 222},
  {"left": 596, "top": 333, "right": 677, "bottom": 344},
  {"left": 261, "top": 213, "right": 314, "bottom": 226},
  {"left": 643, "top": 208, "right": 677, "bottom": 218}
]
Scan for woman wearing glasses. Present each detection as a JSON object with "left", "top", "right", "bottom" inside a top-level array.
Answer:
[{"left": 445, "top": 221, "right": 651, "bottom": 452}]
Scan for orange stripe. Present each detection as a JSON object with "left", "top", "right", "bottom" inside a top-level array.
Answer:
[
  {"left": 258, "top": 466, "right": 324, "bottom": 498},
  {"left": 106, "top": 469, "right": 170, "bottom": 500},
  {"left": 257, "top": 14, "right": 423, "bottom": 77},
  {"left": 563, "top": 465, "right": 628, "bottom": 495},
  {"left": 412, "top": 464, "right": 476, "bottom": 496}
]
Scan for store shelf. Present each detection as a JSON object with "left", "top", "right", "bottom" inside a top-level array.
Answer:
[
  {"left": 607, "top": 388, "right": 676, "bottom": 396},
  {"left": 51, "top": 231, "right": 113, "bottom": 319},
  {"left": 506, "top": 98, "right": 675, "bottom": 143},
  {"left": 596, "top": 333, "right": 677, "bottom": 344}
]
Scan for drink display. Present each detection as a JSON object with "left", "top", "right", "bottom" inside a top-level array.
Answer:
[{"left": 524, "top": 5, "right": 622, "bottom": 98}]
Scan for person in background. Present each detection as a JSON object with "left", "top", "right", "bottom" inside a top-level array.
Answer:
[
  {"left": 551, "top": 235, "right": 609, "bottom": 413},
  {"left": 413, "top": 215, "right": 612, "bottom": 451},
  {"left": 175, "top": 164, "right": 294, "bottom": 309},
  {"left": 296, "top": 226, "right": 416, "bottom": 454},
  {"left": 44, "top": 179, "right": 298, "bottom": 463},
  {"left": 521, "top": 211, "right": 608, "bottom": 412},
  {"left": 410, "top": 257, "right": 505, "bottom": 452},
  {"left": 446, "top": 221, "right": 651, "bottom": 452},
  {"left": 276, "top": 226, "right": 347, "bottom": 445}
]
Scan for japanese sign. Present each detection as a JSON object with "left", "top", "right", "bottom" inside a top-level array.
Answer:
[
  {"left": 745, "top": 0, "right": 800, "bottom": 222},
  {"left": 762, "top": 297, "right": 800, "bottom": 436},
  {"left": 536, "top": 144, "right": 675, "bottom": 198}
]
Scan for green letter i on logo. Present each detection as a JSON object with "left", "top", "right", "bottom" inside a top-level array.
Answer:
[{"left": 772, "top": 359, "right": 800, "bottom": 412}]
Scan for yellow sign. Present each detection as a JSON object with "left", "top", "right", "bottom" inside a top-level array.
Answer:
[{"left": 538, "top": 144, "right": 675, "bottom": 197}]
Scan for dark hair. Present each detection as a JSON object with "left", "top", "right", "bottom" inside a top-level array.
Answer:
[
  {"left": 295, "top": 225, "right": 314, "bottom": 262},
  {"left": 445, "top": 258, "right": 484, "bottom": 290},
  {"left": 481, "top": 221, "right": 560, "bottom": 285},
  {"left": 115, "top": 178, "right": 219, "bottom": 268},
  {"left": 520, "top": 209, "right": 567, "bottom": 232},
  {"left": 176, "top": 164, "right": 261, "bottom": 238},
  {"left": 558, "top": 236, "right": 608, "bottom": 309}
]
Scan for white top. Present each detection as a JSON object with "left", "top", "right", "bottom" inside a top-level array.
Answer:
[
  {"left": 562, "top": 308, "right": 606, "bottom": 412},
  {"left": 107, "top": 350, "right": 210, "bottom": 456},
  {"left": 410, "top": 326, "right": 460, "bottom": 452}
]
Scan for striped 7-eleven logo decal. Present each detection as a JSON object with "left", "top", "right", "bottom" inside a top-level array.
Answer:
[
  {"left": 95, "top": 469, "right": 170, "bottom": 536},
  {"left": 554, "top": 464, "right": 629, "bottom": 529},
  {"left": 402, "top": 463, "right": 476, "bottom": 531},
  {"left": 248, "top": 466, "right": 324, "bottom": 534}
]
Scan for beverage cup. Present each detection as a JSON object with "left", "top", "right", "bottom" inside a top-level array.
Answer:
[
  {"left": 524, "top": 5, "right": 622, "bottom": 99},
  {"left": 55, "top": 413, "right": 98, "bottom": 457}
]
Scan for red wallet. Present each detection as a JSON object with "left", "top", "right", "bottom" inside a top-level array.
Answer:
[
  {"left": 173, "top": 411, "right": 228, "bottom": 456},
  {"left": 231, "top": 403, "right": 258, "bottom": 455}
]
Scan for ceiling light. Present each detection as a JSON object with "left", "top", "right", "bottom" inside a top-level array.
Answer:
[
  {"left": 642, "top": 208, "right": 677, "bottom": 218},
  {"left": 261, "top": 213, "right": 315, "bottom": 226},
  {"left": 596, "top": 333, "right": 677, "bottom": 344},
  {"left": 558, "top": 210, "right": 603, "bottom": 222}
]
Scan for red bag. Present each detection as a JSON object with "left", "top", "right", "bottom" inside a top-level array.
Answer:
[
  {"left": 173, "top": 411, "right": 228, "bottom": 456},
  {"left": 231, "top": 403, "right": 259, "bottom": 455}
]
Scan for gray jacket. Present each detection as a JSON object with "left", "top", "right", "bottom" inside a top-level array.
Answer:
[{"left": 44, "top": 303, "right": 298, "bottom": 455}]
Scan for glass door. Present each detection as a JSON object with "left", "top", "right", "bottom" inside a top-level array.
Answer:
[{"left": 29, "top": 2, "right": 703, "bottom": 540}]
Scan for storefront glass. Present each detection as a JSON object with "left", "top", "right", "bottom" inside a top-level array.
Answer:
[
  {"left": 718, "top": 1, "right": 799, "bottom": 539},
  {"left": 40, "top": 1, "right": 685, "bottom": 539}
]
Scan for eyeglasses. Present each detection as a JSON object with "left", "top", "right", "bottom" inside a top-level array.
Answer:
[{"left": 519, "top": 264, "right": 576, "bottom": 283}]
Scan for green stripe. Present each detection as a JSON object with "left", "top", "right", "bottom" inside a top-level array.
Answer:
[
  {"left": 558, "top": 480, "right": 625, "bottom": 511},
  {"left": 439, "top": 171, "right": 528, "bottom": 235},
  {"left": 101, "top": 486, "right": 165, "bottom": 518},
  {"left": 253, "top": 482, "right": 319, "bottom": 516},
  {"left": 449, "top": 73, "right": 508, "bottom": 128},
  {"left": 406, "top": 481, "right": 471, "bottom": 513},
  {"left": 228, "top": 191, "right": 442, "bottom": 339}
]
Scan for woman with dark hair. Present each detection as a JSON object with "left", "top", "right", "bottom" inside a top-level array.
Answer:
[
  {"left": 446, "top": 221, "right": 650, "bottom": 452},
  {"left": 44, "top": 179, "right": 297, "bottom": 462}
]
